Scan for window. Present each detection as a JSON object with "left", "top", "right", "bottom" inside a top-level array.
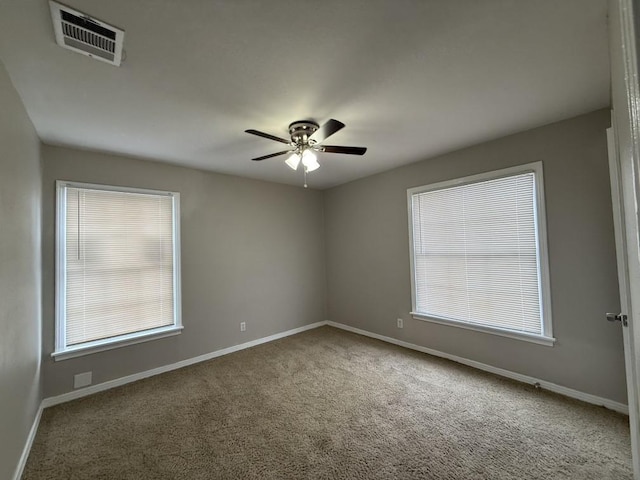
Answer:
[
  {"left": 407, "top": 162, "right": 553, "bottom": 345},
  {"left": 54, "top": 181, "right": 182, "bottom": 360}
]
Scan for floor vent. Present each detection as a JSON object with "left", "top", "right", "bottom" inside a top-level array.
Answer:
[{"left": 49, "top": 1, "right": 125, "bottom": 66}]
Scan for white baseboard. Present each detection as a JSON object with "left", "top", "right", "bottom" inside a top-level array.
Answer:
[
  {"left": 327, "top": 321, "right": 629, "bottom": 415},
  {"left": 42, "top": 321, "right": 327, "bottom": 408},
  {"left": 13, "top": 404, "right": 43, "bottom": 480},
  {"left": 39, "top": 318, "right": 629, "bottom": 414},
  {"left": 24, "top": 319, "right": 627, "bottom": 479}
]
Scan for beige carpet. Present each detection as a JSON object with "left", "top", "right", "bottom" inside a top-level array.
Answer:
[{"left": 24, "top": 326, "right": 632, "bottom": 479}]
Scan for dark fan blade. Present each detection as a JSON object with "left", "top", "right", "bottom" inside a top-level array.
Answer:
[
  {"left": 321, "top": 145, "right": 367, "bottom": 155},
  {"left": 245, "top": 129, "right": 291, "bottom": 145},
  {"left": 252, "top": 150, "right": 292, "bottom": 161},
  {"left": 309, "top": 119, "right": 345, "bottom": 143}
]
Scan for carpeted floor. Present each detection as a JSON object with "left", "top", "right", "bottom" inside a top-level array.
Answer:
[{"left": 24, "top": 326, "right": 632, "bottom": 479}]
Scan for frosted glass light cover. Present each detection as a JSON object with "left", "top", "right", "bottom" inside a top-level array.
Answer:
[
  {"left": 302, "top": 150, "right": 320, "bottom": 172},
  {"left": 285, "top": 153, "right": 301, "bottom": 170}
]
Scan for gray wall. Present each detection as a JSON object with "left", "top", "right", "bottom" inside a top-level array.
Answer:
[
  {"left": 41, "top": 145, "right": 326, "bottom": 398},
  {"left": 324, "top": 109, "right": 628, "bottom": 404},
  {"left": 36, "top": 109, "right": 628, "bottom": 406},
  {"left": 0, "top": 61, "right": 42, "bottom": 479}
]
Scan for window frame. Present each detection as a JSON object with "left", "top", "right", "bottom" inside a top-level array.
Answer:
[
  {"left": 407, "top": 161, "right": 555, "bottom": 346},
  {"left": 53, "top": 180, "right": 183, "bottom": 361}
]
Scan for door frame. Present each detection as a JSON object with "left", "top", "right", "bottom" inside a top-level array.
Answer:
[
  {"left": 607, "top": 122, "right": 640, "bottom": 476},
  {"left": 609, "top": 0, "right": 640, "bottom": 476}
]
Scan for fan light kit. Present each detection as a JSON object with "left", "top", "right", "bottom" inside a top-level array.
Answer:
[{"left": 245, "top": 119, "right": 367, "bottom": 187}]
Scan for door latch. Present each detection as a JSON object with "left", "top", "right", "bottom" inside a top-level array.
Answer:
[{"left": 606, "top": 313, "right": 628, "bottom": 326}]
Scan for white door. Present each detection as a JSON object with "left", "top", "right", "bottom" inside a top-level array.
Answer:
[
  {"left": 607, "top": 124, "right": 640, "bottom": 476},
  {"left": 609, "top": 0, "right": 640, "bottom": 476}
]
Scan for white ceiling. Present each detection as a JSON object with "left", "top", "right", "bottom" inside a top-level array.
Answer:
[{"left": 0, "top": 0, "right": 610, "bottom": 189}]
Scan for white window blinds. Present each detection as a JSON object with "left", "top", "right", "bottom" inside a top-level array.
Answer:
[
  {"left": 59, "top": 184, "right": 179, "bottom": 350},
  {"left": 409, "top": 167, "right": 550, "bottom": 337}
]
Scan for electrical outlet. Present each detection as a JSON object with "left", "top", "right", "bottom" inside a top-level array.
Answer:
[
  {"left": 397, "top": 318, "right": 404, "bottom": 329},
  {"left": 74, "top": 371, "right": 92, "bottom": 389},
  {"left": 240, "top": 322, "right": 246, "bottom": 332}
]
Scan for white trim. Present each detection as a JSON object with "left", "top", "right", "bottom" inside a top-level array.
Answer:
[
  {"left": 406, "top": 161, "right": 554, "bottom": 341},
  {"left": 410, "top": 312, "right": 556, "bottom": 346},
  {"left": 54, "top": 180, "right": 182, "bottom": 358},
  {"left": 42, "top": 321, "right": 327, "bottom": 408},
  {"left": 610, "top": 1, "right": 640, "bottom": 477},
  {"left": 43, "top": 319, "right": 626, "bottom": 414},
  {"left": 12, "top": 405, "right": 43, "bottom": 480},
  {"left": 52, "top": 325, "right": 183, "bottom": 361},
  {"left": 407, "top": 161, "right": 542, "bottom": 195},
  {"left": 31, "top": 316, "right": 628, "bottom": 480},
  {"left": 172, "top": 192, "right": 182, "bottom": 334},
  {"left": 55, "top": 181, "right": 66, "bottom": 352},
  {"left": 56, "top": 180, "right": 176, "bottom": 197},
  {"left": 531, "top": 162, "right": 553, "bottom": 339},
  {"left": 326, "top": 321, "right": 628, "bottom": 415}
]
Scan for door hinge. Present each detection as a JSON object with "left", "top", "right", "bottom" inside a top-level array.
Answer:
[{"left": 606, "top": 313, "right": 628, "bottom": 326}]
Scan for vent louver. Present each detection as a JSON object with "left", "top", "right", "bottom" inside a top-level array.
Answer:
[{"left": 50, "top": 1, "right": 124, "bottom": 66}]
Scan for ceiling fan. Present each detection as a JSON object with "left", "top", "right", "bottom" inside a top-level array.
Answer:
[{"left": 245, "top": 119, "right": 366, "bottom": 187}]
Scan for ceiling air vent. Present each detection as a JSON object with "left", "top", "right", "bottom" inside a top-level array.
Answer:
[{"left": 49, "top": 1, "right": 125, "bottom": 66}]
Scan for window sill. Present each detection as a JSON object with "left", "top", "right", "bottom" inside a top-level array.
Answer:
[
  {"left": 52, "top": 325, "right": 184, "bottom": 361},
  {"left": 410, "top": 312, "right": 556, "bottom": 347}
]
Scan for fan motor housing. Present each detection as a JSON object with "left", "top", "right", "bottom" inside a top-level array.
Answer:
[{"left": 289, "top": 120, "right": 318, "bottom": 145}]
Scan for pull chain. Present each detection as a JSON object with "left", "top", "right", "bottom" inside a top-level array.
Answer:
[{"left": 303, "top": 165, "right": 308, "bottom": 188}]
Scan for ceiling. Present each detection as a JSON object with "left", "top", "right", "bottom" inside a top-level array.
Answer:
[{"left": 0, "top": 0, "right": 610, "bottom": 189}]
